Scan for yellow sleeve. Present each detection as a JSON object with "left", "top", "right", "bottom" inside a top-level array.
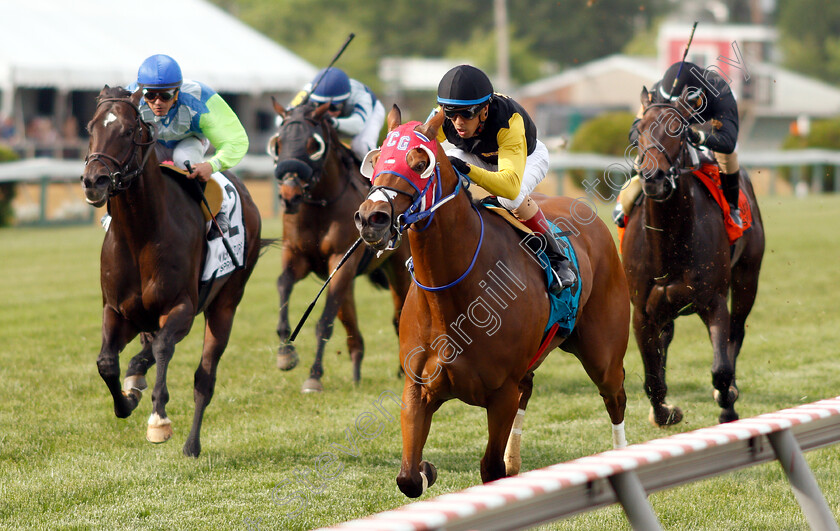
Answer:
[{"left": 466, "top": 113, "right": 526, "bottom": 200}]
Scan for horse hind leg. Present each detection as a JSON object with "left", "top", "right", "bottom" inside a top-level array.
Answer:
[
  {"left": 504, "top": 372, "right": 534, "bottom": 476},
  {"left": 336, "top": 289, "right": 364, "bottom": 385},
  {"left": 123, "top": 332, "right": 155, "bottom": 402}
]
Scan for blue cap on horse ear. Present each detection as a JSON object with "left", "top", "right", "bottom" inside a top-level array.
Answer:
[
  {"left": 137, "top": 54, "right": 182, "bottom": 90},
  {"left": 310, "top": 68, "right": 351, "bottom": 103},
  {"left": 437, "top": 65, "right": 493, "bottom": 106}
]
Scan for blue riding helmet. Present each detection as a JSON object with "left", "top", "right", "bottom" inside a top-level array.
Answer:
[
  {"left": 137, "top": 54, "right": 183, "bottom": 90},
  {"left": 310, "top": 68, "right": 351, "bottom": 103}
]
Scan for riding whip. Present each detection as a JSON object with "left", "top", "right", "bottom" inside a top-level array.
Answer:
[
  {"left": 289, "top": 237, "right": 363, "bottom": 342},
  {"left": 301, "top": 33, "right": 356, "bottom": 105},
  {"left": 185, "top": 161, "right": 240, "bottom": 269},
  {"left": 667, "top": 21, "right": 699, "bottom": 100}
]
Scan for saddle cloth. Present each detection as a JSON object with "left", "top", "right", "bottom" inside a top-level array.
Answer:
[{"left": 483, "top": 202, "right": 581, "bottom": 336}]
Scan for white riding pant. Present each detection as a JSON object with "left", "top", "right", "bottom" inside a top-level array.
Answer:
[
  {"left": 153, "top": 136, "right": 210, "bottom": 170},
  {"left": 350, "top": 100, "right": 386, "bottom": 161},
  {"left": 446, "top": 139, "right": 550, "bottom": 210}
]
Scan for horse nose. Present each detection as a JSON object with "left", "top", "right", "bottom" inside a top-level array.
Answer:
[
  {"left": 355, "top": 207, "right": 392, "bottom": 244},
  {"left": 82, "top": 173, "right": 110, "bottom": 190}
]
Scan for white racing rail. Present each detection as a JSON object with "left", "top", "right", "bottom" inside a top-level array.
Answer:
[{"left": 320, "top": 397, "right": 840, "bottom": 531}]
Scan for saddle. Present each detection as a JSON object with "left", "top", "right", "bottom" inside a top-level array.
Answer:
[{"left": 159, "top": 163, "right": 223, "bottom": 221}]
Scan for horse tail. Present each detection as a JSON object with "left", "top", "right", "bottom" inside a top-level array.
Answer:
[
  {"left": 259, "top": 238, "right": 281, "bottom": 257},
  {"left": 367, "top": 268, "right": 390, "bottom": 290}
]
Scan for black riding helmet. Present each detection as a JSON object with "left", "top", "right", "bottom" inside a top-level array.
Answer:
[
  {"left": 437, "top": 65, "right": 494, "bottom": 108},
  {"left": 659, "top": 61, "right": 704, "bottom": 102}
]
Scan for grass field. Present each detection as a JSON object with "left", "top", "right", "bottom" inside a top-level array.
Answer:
[{"left": 1, "top": 194, "right": 839, "bottom": 530}]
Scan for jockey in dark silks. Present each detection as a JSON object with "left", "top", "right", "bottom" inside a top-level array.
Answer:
[
  {"left": 629, "top": 61, "right": 744, "bottom": 227},
  {"left": 434, "top": 64, "right": 576, "bottom": 293}
]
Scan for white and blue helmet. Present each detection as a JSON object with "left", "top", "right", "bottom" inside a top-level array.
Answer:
[{"left": 310, "top": 68, "right": 351, "bottom": 104}]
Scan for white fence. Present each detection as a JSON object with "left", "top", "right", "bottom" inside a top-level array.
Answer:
[{"left": 320, "top": 397, "right": 840, "bottom": 531}]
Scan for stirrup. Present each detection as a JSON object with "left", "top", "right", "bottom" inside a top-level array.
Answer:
[
  {"left": 548, "top": 259, "right": 576, "bottom": 295},
  {"left": 729, "top": 207, "right": 743, "bottom": 228}
]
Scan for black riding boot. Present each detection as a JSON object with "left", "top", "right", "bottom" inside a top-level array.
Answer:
[
  {"left": 207, "top": 211, "right": 229, "bottom": 240},
  {"left": 722, "top": 171, "right": 742, "bottom": 228}
]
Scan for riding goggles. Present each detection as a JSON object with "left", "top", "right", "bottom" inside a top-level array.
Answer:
[
  {"left": 443, "top": 104, "right": 485, "bottom": 120},
  {"left": 142, "top": 88, "right": 178, "bottom": 102}
]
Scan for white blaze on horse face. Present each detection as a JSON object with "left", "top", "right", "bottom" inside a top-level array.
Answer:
[
  {"left": 368, "top": 189, "right": 397, "bottom": 203},
  {"left": 103, "top": 112, "right": 118, "bottom": 128}
]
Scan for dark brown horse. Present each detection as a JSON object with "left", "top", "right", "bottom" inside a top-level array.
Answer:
[
  {"left": 269, "top": 100, "right": 411, "bottom": 392},
  {"left": 354, "top": 107, "right": 630, "bottom": 498},
  {"left": 81, "top": 86, "right": 267, "bottom": 457},
  {"left": 623, "top": 87, "right": 765, "bottom": 426}
]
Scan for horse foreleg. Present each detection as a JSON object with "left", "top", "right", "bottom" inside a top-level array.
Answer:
[
  {"left": 336, "top": 287, "right": 364, "bottom": 385},
  {"left": 482, "top": 382, "right": 520, "bottom": 483},
  {"left": 504, "top": 372, "right": 534, "bottom": 476},
  {"left": 384, "top": 259, "right": 411, "bottom": 379},
  {"left": 147, "top": 302, "right": 195, "bottom": 444},
  {"left": 183, "top": 303, "right": 235, "bottom": 457},
  {"left": 124, "top": 332, "right": 155, "bottom": 402},
  {"left": 302, "top": 262, "right": 355, "bottom": 393},
  {"left": 98, "top": 306, "right": 140, "bottom": 418},
  {"left": 276, "top": 255, "right": 310, "bottom": 371},
  {"left": 701, "top": 296, "right": 738, "bottom": 423},
  {"left": 635, "top": 311, "right": 683, "bottom": 427},
  {"left": 728, "top": 251, "right": 761, "bottom": 382},
  {"left": 396, "top": 384, "right": 439, "bottom": 498}
]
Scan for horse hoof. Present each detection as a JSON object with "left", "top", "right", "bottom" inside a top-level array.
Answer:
[
  {"left": 277, "top": 350, "right": 299, "bottom": 371},
  {"left": 713, "top": 385, "right": 739, "bottom": 406},
  {"left": 123, "top": 374, "right": 147, "bottom": 398},
  {"left": 649, "top": 404, "right": 683, "bottom": 427},
  {"left": 147, "top": 413, "right": 173, "bottom": 444},
  {"left": 420, "top": 460, "right": 437, "bottom": 490},
  {"left": 719, "top": 409, "right": 739, "bottom": 424},
  {"left": 301, "top": 378, "right": 323, "bottom": 393}
]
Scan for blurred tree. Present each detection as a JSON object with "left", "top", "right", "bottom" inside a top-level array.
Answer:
[
  {"left": 776, "top": 0, "right": 840, "bottom": 86},
  {"left": 210, "top": 0, "right": 669, "bottom": 87}
]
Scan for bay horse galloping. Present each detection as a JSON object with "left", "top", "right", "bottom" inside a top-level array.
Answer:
[
  {"left": 623, "top": 87, "right": 765, "bottom": 426},
  {"left": 81, "top": 86, "right": 267, "bottom": 457},
  {"left": 354, "top": 107, "right": 629, "bottom": 498},
  {"left": 269, "top": 100, "right": 411, "bottom": 392}
]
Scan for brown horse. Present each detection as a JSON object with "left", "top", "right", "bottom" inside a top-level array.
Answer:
[
  {"left": 81, "top": 86, "right": 267, "bottom": 457},
  {"left": 354, "top": 107, "right": 630, "bottom": 498},
  {"left": 269, "top": 100, "right": 411, "bottom": 392},
  {"left": 623, "top": 87, "right": 765, "bottom": 426}
]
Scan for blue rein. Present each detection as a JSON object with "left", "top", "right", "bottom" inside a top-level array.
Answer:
[{"left": 372, "top": 164, "right": 484, "bottom": 291}]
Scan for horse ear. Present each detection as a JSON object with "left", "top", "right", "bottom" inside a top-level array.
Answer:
[
  {"left": 130, "top": 88, "right": 143, "bottom": 106},
  {"left": 675, "top": 85, "right": 695, "bottom": 118},
  {"left": 418, "top": 106, "right": 445, "bottom": 140},
  {"left": 271, "top": 95, "right": 287, "bottom": 119},
  {"left": 386, "top": 104, "right": 402, "bottom": 132},
  {"left": 640, "top": 86, "right": 650, "bottom": 107},
  {"left": 312, "top": 101, "right": 332, "bottom": 121}
]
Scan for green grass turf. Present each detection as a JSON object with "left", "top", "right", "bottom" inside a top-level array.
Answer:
[{"left": 0, "top": 194, "right": 838, "bottom": 530}]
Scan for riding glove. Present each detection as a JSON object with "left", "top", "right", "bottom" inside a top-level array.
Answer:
[{"left": 448, "top": 156, "right": 471, "bottom": 176}]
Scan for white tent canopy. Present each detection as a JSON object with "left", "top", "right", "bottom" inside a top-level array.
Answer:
[{"left": 0, "top": 0, "right": 316, "bottom": 97}]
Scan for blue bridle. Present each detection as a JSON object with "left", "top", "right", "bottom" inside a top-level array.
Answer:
[{"left": 368, "top": 164, "right": 484, "bottom": 291}]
